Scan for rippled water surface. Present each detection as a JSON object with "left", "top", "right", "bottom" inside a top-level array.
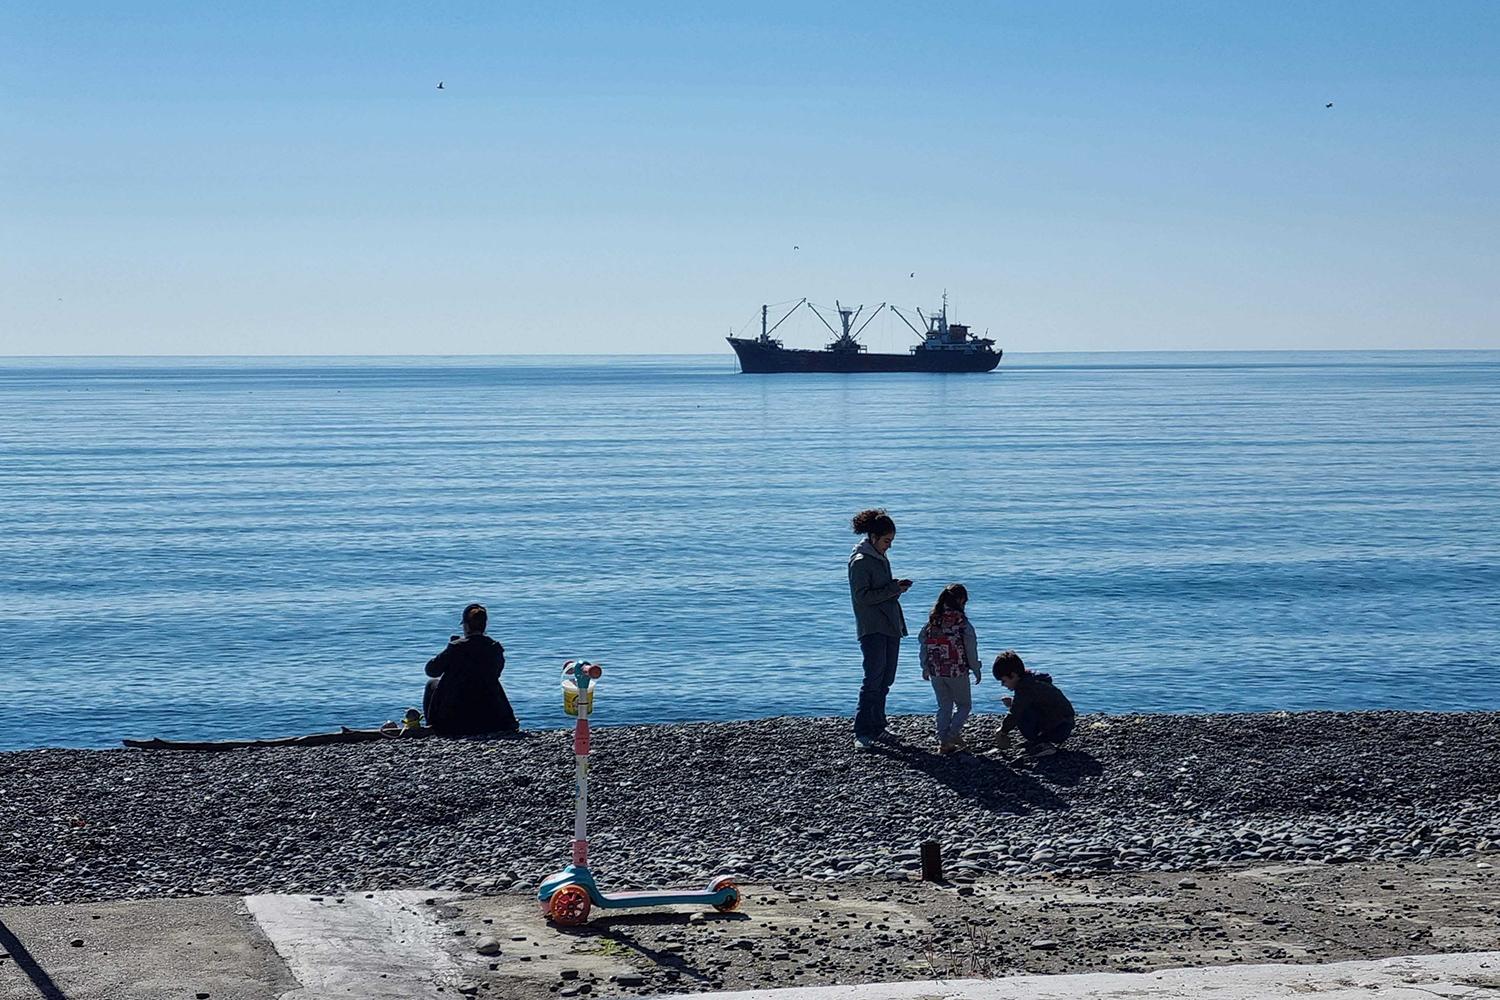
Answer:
[{"left": 2, "top": 352, "right": 1497, "bottom": 750}]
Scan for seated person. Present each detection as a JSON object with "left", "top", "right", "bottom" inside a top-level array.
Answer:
[
  {"left": 992, "top": 650, "right": 1074, "bottom": 757},
  {"left": 423, "top": 603, "right": 519, "bottom": 735}
]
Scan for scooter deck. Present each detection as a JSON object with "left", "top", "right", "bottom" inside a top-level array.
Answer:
[
  {"left": 538, "top": 865, "right": 736, "bottom": 911},
  {"left": 592, "top": 887, "right": 736, "bottom": 909}
]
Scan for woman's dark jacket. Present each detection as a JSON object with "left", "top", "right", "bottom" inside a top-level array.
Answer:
[
  {"left": 424, "top": 634, "right": 518, "bottom": 735},
  {"left": 1000, "top": 672, "right": 1075, "bottom": 741}
]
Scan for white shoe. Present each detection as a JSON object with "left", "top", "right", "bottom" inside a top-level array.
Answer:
[{"left": 854, "top": 735, "right": 876, "bottom": 750}]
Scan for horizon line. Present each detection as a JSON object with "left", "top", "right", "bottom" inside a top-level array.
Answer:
[{"left": 4, "top": 347, "right": 1499, "bottom": 361}]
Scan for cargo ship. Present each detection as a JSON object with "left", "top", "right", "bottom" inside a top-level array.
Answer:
[{"left": 726, "top": 295, "right": 1002, "bottom": 374}]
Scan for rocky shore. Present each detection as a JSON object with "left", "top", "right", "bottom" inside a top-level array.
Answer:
[{"left": 3, "top": 711, "right": 1499, "bottom": 907}]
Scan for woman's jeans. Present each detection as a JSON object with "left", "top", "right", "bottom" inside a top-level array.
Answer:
[{"left": 854, "top": 633, "right": 901, "bottom": 736}]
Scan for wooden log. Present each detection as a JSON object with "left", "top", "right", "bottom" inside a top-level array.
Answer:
[{"left": 121, "top": 726, "right": 434, "bottom": 751}]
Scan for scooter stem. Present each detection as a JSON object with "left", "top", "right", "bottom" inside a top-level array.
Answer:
[{"left": 572, "top": 661, "right": 593, "bottom": 867}]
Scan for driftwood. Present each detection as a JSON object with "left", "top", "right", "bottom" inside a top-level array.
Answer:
[{"left": 122, "top": 725, "right": 434, "bottom": 751}]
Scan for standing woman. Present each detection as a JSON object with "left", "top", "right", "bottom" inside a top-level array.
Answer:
[{"left": 847, "top": 508, "right": 913, "bottom": 749}]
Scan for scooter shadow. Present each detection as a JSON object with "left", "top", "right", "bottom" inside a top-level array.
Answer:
[
  {"left": 556, "top": 909, "right": 750, "bottom": 935},
  {"left": 554, "top": 912, "right": 750, "bottom": 987}
]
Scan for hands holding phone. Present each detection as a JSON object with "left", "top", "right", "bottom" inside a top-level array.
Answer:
[{"left": 897, "top": 578, "right": 913, "bottom": 593}]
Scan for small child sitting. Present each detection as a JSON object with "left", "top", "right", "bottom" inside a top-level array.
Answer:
[
  {"left": 918, "top": 584, "right": 982, "bottom": 753},
  {"left": 992, "top": 650, "right": 1075, "bottom": 757}
]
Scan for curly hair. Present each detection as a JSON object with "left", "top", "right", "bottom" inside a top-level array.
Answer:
[{"left": 851, "top": 508, "right": 896, "bottom": 536}]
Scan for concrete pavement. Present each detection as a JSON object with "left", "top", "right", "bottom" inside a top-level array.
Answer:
[
  {"left": 3, "top": 866, "right": 1498, "bottom": 999},
  {"left": 670, "top": 951, "right": 1500, "bottom": 999}
]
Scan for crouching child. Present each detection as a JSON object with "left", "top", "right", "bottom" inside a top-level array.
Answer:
[{"left": 992, "top": 651, "right": 1074, "bottom": 757}]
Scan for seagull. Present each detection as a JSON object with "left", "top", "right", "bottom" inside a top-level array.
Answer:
[
  {"left": 793, "top": 245, "right": 799, "bottom": 251},
  {"left": 1325, "top": 102, "right": 1333, "bottom": 108},
  {"left": 437, "top": 82, "right": 445, "bottom": 90},
  {"left": 909, "top": 272, "right": 915, "bottom": 278}
]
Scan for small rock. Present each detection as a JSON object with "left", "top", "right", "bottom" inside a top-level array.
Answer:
[
  {"left": 1031, "top": 939, "right": 1058, "bottom": 951},
  {"left": 70, "top": 939, "right": 84, "bottom": 948},
  {"left": 475, "top": 937, "right": 502, "bottom": 956}
]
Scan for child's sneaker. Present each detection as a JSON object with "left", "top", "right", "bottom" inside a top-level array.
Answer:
[
  {"left": 939, "top": 742, "right": 959, "bottom": 755},
  {"left": 1028, "top": 741, "right": 1058, "bottom": 758},
  {"left": 854, "top": 734, "right": 876, "bottom": 750}
]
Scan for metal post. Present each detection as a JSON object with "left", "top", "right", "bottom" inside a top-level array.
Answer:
[{"left": 920, "top": 840, "right": 943, "bottom": 883}]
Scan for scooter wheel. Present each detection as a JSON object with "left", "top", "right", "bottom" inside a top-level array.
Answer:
[
  {"left": 710, "top": 877, "right": 741, "bottom": 913},
  {"left": 548, "top": 884, "right": 592, "bottom": 925}
]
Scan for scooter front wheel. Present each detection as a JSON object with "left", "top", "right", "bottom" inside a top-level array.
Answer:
[
  {"left": 710, "top": 876, "right": 741, "bottom": 913},
  {"left": 548, "top": 883, "right": 592, "bottom": 925}
]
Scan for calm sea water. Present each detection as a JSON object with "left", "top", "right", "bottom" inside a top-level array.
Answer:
[{"left": 1, "top": 352, "right": 1497, "bottom": 751}]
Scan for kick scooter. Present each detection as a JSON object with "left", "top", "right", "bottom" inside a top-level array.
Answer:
[{"left": 537, "top": 659, "right": 741, "bottom": 925}]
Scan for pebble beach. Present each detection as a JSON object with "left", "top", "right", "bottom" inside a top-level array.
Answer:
[{"left": 5, "top": 710, "right": 1499, "bottom": 909}]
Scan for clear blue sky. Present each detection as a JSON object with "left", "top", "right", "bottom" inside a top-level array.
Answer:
[{"left": 2, "top": 2, "right": 1497, "bottom": 354}]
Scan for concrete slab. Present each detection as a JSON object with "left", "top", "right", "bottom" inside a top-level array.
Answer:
[
  {"left": 3, "top": 859, "right": 1497, "bottom": 999},
  {"left": 244, "top": 890, "right": 467, "bottom": 999},
  {"left": 666, "top": 951, "right": 1500, "bottom": 999},
  {"left": 0, "top": 895, "right": 294, "bottom": 1000}
]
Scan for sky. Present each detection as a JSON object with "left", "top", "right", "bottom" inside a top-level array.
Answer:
[{"left": 2, "top": 1, "right": 1497, "bottom": 355}]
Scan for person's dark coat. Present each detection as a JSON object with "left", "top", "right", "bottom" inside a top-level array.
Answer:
[
  {"left": 1000, "top": 672, "right": 1075, "bottom": 742},
  {"left": 423, "top": 634, "right": 518, "bottom": 735},
  {"left": 847, "top": 539, "right": 907, "bottom": 639}
]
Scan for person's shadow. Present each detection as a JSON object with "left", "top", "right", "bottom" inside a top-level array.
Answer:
[
  {"left": 875, "top": 739, "right": 1100, "bottom": 814},
  {"left": 1023, "top": 747, "right": 1103, "bottom": 787}
]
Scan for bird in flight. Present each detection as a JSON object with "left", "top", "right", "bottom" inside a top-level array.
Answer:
[
  {"left": 438, "top": 82, "right": 445, "bottom": 90},
  {"left": 793, "top": 245, "right": 799, "bottom": 251},
  {"left": 1325, "top": 102, "right": 1333, "bottom": 108},
  {"left": 909, "top": 272, "right": 915, "bottom": 278}
]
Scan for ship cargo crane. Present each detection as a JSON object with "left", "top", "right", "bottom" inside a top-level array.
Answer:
[{"left": 806, "top": 300, "right": 886, "bottom": 352}]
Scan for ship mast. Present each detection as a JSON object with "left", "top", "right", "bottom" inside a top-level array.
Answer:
[{"left": 758, "top": 298, "right": 805, "bottom": 345}]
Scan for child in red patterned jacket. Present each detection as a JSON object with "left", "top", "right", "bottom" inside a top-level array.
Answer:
[{"left": 917, "top": 583, "right": 982, "bottom": 753}]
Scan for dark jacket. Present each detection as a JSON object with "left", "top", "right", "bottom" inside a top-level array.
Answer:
[
  {"left": 1000, "top": 672, "right": 1075, "bottom": 742},
  {"left": 424, "top": 634, "right": 518, "bottom": 735},
  {"left": 847, "top": 540, "right": 907, "bottom": 639}
]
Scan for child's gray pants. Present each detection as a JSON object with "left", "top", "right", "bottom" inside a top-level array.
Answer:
[{"left": 930, "top": 674, "right": 972, "bottom": 744}]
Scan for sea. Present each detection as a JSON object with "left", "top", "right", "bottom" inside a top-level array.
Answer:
[{"left": 1, "top": 352, "right": 1497, "bottom": 752}]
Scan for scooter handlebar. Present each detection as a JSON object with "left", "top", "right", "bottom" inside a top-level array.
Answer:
[{"left": 564, "top": 660, "right": 604, "bottom": 682}]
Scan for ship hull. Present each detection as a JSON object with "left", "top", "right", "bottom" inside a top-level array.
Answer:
[{"left": 727, "top": 338, "right": 1001, "bottom": 374}]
